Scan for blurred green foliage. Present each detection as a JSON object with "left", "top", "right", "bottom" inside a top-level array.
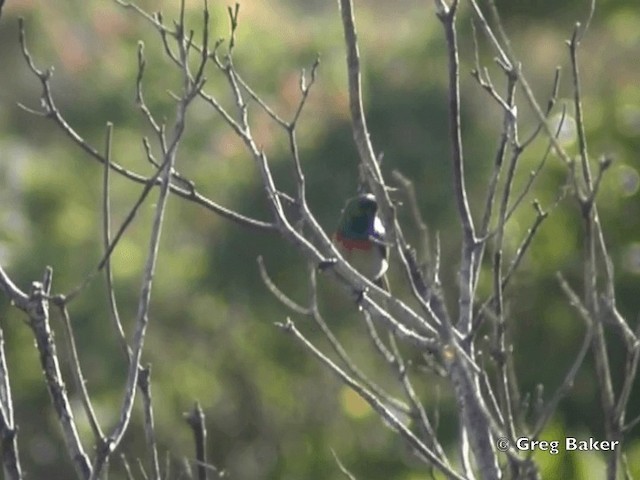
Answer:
[{"left": 1, "top": 1, "right": 640, "bottom": 479}]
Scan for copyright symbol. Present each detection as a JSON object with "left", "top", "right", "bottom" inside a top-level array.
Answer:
[{"left": 496, "top": 437, "right": 510, "bottom": 452}]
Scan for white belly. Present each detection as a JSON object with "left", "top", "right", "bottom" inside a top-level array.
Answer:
[{"left": 336, "top": 242, "right": 387, "bottom": 281}]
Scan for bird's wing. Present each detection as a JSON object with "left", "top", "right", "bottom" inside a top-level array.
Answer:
[{"left": 370, "top": 216, "right": 388, "bottom": 260}]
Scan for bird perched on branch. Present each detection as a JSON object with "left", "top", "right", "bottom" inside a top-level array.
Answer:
[{"left": 334, "top": 193, "right": 389, "bottom": 288}]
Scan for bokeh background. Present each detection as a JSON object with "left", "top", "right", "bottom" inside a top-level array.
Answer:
[{"left": 1, "top": 0, "right": 640, "bottom": 478}]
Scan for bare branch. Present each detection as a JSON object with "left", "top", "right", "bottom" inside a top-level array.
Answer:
[
  {"left": 258, "top": 257, "right": 310, "bottom": 315},
  {"left": 568, "top": 23, "right": 592, "bottom": 191},
  {"left": 139, "top": 367, "right": 161, "bottom": 480},
  {"left": 439, "top": 4, "right": 475, "bottom": 242},
  {"left": 278, "top": 319, "right": 465, "bottom": 480},
  {"left": 624, "top": 413, "right": 640, "bottom": 434},
  {"left": 519, "top": 67, "right": 562, "bottom": 149},
  {"left": 18, "top": 19, "right": 273, "bottom": 233},
  {"left": 363, "top": 312, "right": 396, "bottom": 364},
  {"left": 392, "top": 171, "right": 432, "bottom": 278},
  {"left": 437, "top": 3, "right": 477, "bottom": 338},
  {"left": 63, "top": 151, "right": 170, "bottom": 304},
  {"left": 505, "top": 106, "right": 567, "bottom": 221},
  {"left": 53, "top": 301, "right": 104, "bottom": 442},
  {"left": 185, "top": 402, "right": 208, "bottom": 480},
  {"left": 614, "top": 340, "right": 640, "bottom": 428},
  {"left": 290, "top": 56, "right": 321, "bottom": 127},
  {"left": 96, "top": 10, "right": 204, "bottom": 472},
  {"left": 26, "top": 269, "right": 92, "bottom": 479},
  {"left": 467, "top": 0, "right": 511, "bottom": 71},
  {"left": 0, "top": 328, "right": 23, "bottom": 480},
  {"left": 307, "top": 267, "right": 411, "bottom": 415},
  {"left": 331, "top": 449, "right": 357, "bottom": 480},
  {"left": 337, "top": 0, "right": 385, "bottom": 191},
  {"left": 102, "top": 123, "right": 131, "bottom": 361},
  {"left": 0, "top": 267, "right": 28, "bottom": 311},
  {"left": 388, "top": 334, "right": 449, "bottom": 463},
  {"left": 531, "top": 275, "right": 594, "bottom": 437},
  {"left": 121, "top": 454, "right": 135, "bottom": 480}
]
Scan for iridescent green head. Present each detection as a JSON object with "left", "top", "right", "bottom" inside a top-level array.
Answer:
[{"left": 337, "top": 193, "right": 379, "bottom": 240}]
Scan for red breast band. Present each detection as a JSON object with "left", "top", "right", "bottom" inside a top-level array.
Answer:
[{"left": 335, "top": 232, "right": 372, "bottom": 251}]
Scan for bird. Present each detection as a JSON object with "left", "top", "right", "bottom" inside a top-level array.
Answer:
[{"left": 334, "top": 193, "right": 389, "bottom": 287}]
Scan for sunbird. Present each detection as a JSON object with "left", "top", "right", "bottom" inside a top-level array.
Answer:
[{"left": 334, "top": 193, "right": 388, "bottom": 287}]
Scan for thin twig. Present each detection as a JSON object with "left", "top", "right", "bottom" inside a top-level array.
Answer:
[
  {"left": 278, "top": 319, "right": 465, "bottom": 480},
  {"left": 139, "top": 367, "right": 161, "bottom": 480},
  {"left": 63, "top": 151, "right": 170, "bottom": 304},
  {"left": 95, "top": 9, "right": 202, "bottom": 474},
  {"left": 505, "top": 106, "right": 567, "bottom": 222},
  {"left": 363, "top": 311, "right": 396, "bottom": 364},
  {"left": 53, "top": 302, "right": 104, "bottom": 442},
  {"left": 0, "top": 267, "right": 29, "bottom": 311},
  {"left": 0, "top": 328, "right": 23, "bottom": 480},
  {"left": 437, "top": 5, "right": 500, "bottom": 478},
  {"left": 18, "top": 18, "right": 273, "bottom": 233},
  {"left": 437, "top": 1, "right": 477, "bottom": 338},
  {"left": 307, "top": 266, "right": 411, "bottom": 415},
  {"left": 257, "top": 257, "right": 310, "bottom": 315},
  {"left": 185, "top": 402, "right": 208, "bottom": 480},
  {"left": 27, "top": 268, "right": 92, "bottom": 479},
  {"left": 121, "top": 454, "right": 135, "bottom": 480},
  {"left": 337, "top": 0, "right": 385, "bottom": 191},
  {"left": 102, "top": 123, "right": 131, "bottom": 361},
  {"left": 569, "top": 24, "right": 592, "bottom": 191},
  {"left": 388, "top": 334, "right": 449, "bottom": 463},
  {"left": 331, "top": 449, "right": 357, "bottom": 480},
  {"left": 531, "top": 275, "right": 594, "bottom": 437}
]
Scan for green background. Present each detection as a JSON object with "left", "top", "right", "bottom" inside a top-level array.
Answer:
[{"left": 1, "top": 0, "right": 639, "bottom": 478}]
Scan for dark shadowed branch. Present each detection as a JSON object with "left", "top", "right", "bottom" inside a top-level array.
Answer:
[{"left": 0, "top": 328, "right": 22, "bottom": 480}]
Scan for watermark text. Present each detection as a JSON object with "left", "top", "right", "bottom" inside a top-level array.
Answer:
[{"left": 495, "top": 436, "right": 620, "bottom": 455}]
